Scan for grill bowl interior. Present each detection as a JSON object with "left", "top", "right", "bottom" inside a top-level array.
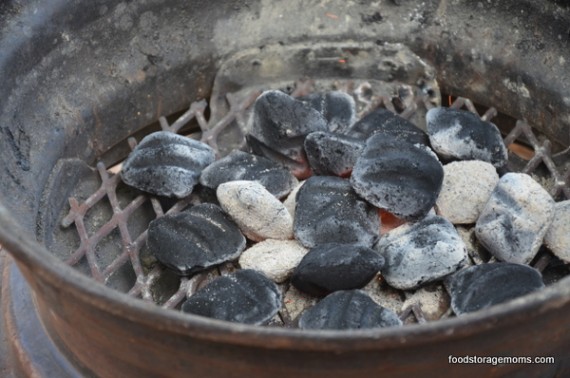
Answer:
[{"left": 1, "top": 1, "right": 570, "bottom": 376}]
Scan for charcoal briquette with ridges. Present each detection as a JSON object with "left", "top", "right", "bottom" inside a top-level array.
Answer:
[
  {"left": 304, "top": 131, "right": 364, "bottom": 177},
  {"left": 300, "top": 91, "right": 356, "bottom": 133},
  {"left": 426, "top": 107, "right": 508, "bottom": 167},
  {"left": 246, "top": 90, "right": 328, "bottom": 178},
  {"left": 444, "top": 263, "right": 544, "bottom": 315},
  {"left": 294, "top": 176, "right": 379, "bottom": 248},
  {"left": 121, "top": 131, "right": 215, "bottom": 198},
  {"left": 345, "top": 107, "right": 429, "bottom": 145},
  {"left": 350, "top": 133, "right": 443, "bottom": 221},
  {"left": 147, "top": 203, "right": 246, "bottom": 276},
  {"left": 181, "top": 269, "right": 282, "bottom": 325},
  {"left": 291, "top": 243, "right": 385, "bottom": 296},
  {"left": 298, "top": 290, "right": 402, "bottom": 330},
  {"left": 199, "top": 150, "right": 297, "bottom": 198}
]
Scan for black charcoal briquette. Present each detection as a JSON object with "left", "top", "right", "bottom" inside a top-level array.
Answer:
[
  {"left": 350, "top": 133, "right": 443, "bottom": 221},
  {"left": 426, "top": 107, "right": 507, "bottom": 167},
  {"left": 147, "top": 203, "right": 246, "bottom": 276},
  {"left": 291, "top": 243, "right": 385, "bottom": 296},
  {"left": 181, "top": 269, "right": 282, "bottom": 325},
  {"left": 298, "top": 290, "right": 402, "bottom": 330},
  {"left": 294, "top": 176, "right": 379, "bottom": 248},
  {"left": 304, "top": 131, "right": 364, "bottom": 177},
  {"left": 300, "top": 91, "right": 356, "bottom": 133},
  {"left": 121, "top": 131, "right": 215, "bottom": 198},
  {"left": 246, "top": 90, "right": 328, "bottom": 178},
  {"left": 199, "top": 150, "right": 297, "bottom": 198},
  {"left": 444, "top": 263, "right": 544, "bottom": 315}
]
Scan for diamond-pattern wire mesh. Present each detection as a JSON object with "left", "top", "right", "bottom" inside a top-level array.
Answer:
[{"left": 60, "top": 87, "right": 570, "bottom": 312}]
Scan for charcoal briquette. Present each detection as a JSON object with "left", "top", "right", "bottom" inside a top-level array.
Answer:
[
  {"left": 444, "top": 263, "right": 544, "bottom": 315},
  {"left": 291, "top": 243, "right": 385, "bottom": 296},
  {"left": 298, "top": 290, "right": 402, "bottom": 330},
  {"left": 121, "top": 131, "right": 215, "bottom": 198},
  {"left": 294, "top": 176, "right": 379, "bottom": 248},
  {"left": 147, "top": 203, "right": 246, "bottom": 276},
  {"left": 426, "top": 107, "right": 508, "bottom": 167},
  {"left": 350, "top": 134, "right": 443, "bottom": 221},
  {"left": 246, "top": 90, "right": 328, "bottom": 178},
  {"left": 181, "top": 269, "right": 282, "bottom": 325},
  {"left": 304, "top": 131, "right": 364, "bottom": 177},
  {"left": 300, "top": 91, "right": 356, "bottom": 133}
]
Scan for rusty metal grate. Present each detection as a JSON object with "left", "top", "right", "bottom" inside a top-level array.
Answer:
[{"left": 60, "top": 81, "right": 570, "bottom": 316}]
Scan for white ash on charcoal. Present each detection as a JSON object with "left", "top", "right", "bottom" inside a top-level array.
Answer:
[
  {"left": 376, "top": 215, "right": 467, "bottom": 290},
  {"left": 345, "top": 107, "right": 430, "bottom": 146},
  {"left": 475, "top": 173, "right": 555, "bottom": 265},
  {"left": 436, "top": 160, "right": 499, "bottom": 224},
  {"left": 217, "top": 180, "right": 294, "bottom": 241},
  {"left": 181, "top": 269, "right": 282, "bottom": 325},
  {"left": 304, "top": 131, "right": 365, "bottom": 177},
  {"left": 282, "top": 285, "right": 318, "bottom": 323},
  {"left": 147, "top": 203, "right": 246, "bottom": 276},
  {"left": 199, "top": 150, "right": 297, "bottom": 199},
  {"left": 238, "top": 239, "right": 308, "bottom": 283},
  {"left": 282, "top": 180, "right": 304, "bottom": 220},
  {"left": 246, "top": 90, "right": 328, "bottom": 179},
  {"left": 290, "top": 243, "right": 385, "bottom": 297},
  {"left": 350, "top": 133, "right": 444, "bottom": 221},
  {"left": 402, "top": 283, "right": 451, "bottom": 322},
  {"left": 444, "top": 263, "right": 544, "bottom": 315},
  {"left": 300, "top": 91, "right": 357, "bottom": 133},
  {"left": 362, "top": 275, "right": 405, "bottom": 315},
  {"left": 426, "top": 107, "right": 508, "bottom": 168},
  {"left": 121, "top": 131, "right": 215, "bottom": 198},
  {"left": 544, "top": 200, "right": 570, "bottom": 263},
  {"left": 298, "top": 290, "right": 402, "bottom": 330},
  {"left": 293, "top": 176, "right": 379, "bottom": 248}
]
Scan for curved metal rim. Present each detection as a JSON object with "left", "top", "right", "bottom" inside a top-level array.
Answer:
[{"left": 2, "top": 202, "right": 569, "bottom": 352}]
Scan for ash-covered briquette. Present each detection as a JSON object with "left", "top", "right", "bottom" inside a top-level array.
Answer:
[
  {"left": 426, "top": 107, "right": 508, "bottom": 167},
  {"left": 345, "top": 107, "right": 430, "bottom": 146},
  {"left": 181, "top": 269, "right": 282, "bottom": 325},
  {"left": 246, "top": 90, "right": 328, "bottom": 178},
  {"left": 350, "top": 134, "right": 444, "bottom": 221},
  {"left": 475, "top": 173, "right": 555, "bottom": 265},
  {"left": 376, "top": 215, "right": 467, "bottom": 290},
  {"left": 121, "top": 131, "right": 215, "bottom": 198},
  {"left": 300, "top": 91, "right": 357, "bottom": 133},
  {"left": 298, "top": 290, "right": 402, "bottom": 330},
  {"left": 293, "top": 176, "right": 379, "bottom": 248},
  {"left": 304, "top": 131, "right": 364, "bottom": 177},
  {"left": 444, "top": 263, "right": 544, "bottom": 315},
  {"left": 291, "top": 243, "right": 385, "bottom": 296},
  {"left": 147, "top": 203, "right": 246, "bottom": 276},
  {"left": 199, "top": 150, "right": 297, "bottom": 199},
  {"left": 216, "top": 180, "right": 293, "bottom": 241},
  {"left": 544, "top": 200, "right": 570, "bottom": 263}
]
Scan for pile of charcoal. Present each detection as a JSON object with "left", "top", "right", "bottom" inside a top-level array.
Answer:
[{"left": 120, "top": 89, "right": 569, "bottom": 330}]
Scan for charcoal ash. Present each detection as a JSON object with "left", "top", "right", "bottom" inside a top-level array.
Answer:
[
  {"left": 376, "top": 215, "right": 467, "bottom": 290},
  {"left": 426, "top": 107, "right": 507, "bottom": 168},
  {"left": 300, "top": 91, "right": 357, "bottom": 133},
  {"left": 293, "top": 176, "right": 379, "bottom": 248},
  {"left": 121, "top": 131, "right": 215, "bottom": 198},
  {"left": 445, "top": 263, "right": 544, "bottom": 315},
  {"left": 181, "top": 269, "right": 281, "bottom": 325},
  {"left": 291, "top": 243, "right": 385, "bottom": 297},
  {"left": 238, "top": 239, "right": 309, "bottom": 283},
  {"left": 216, "top": 180, "right": 294, "bottom": 241},
  {"left": 436, "top": 160, "right": 499, "bottom": 224},
  {"left": 402, "top": 283, "right": 451, "bottom": 322},
  {"left": 350, "top": 133, "right": 444, "bottom": 221},
  {"left": 544, "top": 200, "right": 570, "bottom": 263},
  {"left": 282, "top": 180, "right": 305, "bottom": 220},
  {"left": 298, "top": 290, "right": 402, "bottom": 330},
  {"left": 475, "top": 173, "right": 555, "bottom": 265},
  {"left": 304, "top": 131, "right": 364, "bottom": 177},
  {"left": 199, "top": 150, "right": 297, "bottom": 199},
  {"left": 246, "top": 90, "right": 328, "bottom": 179},
  {"left": 345, "top": 107, "right": 430, "bottom": 146},
  {"left": 147, "top": 203, "right": 246, "bottom": 276},
  {"left": 283, "top": 284, "right": 318, "bottom": 322}
]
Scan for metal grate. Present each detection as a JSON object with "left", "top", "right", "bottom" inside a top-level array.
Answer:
[{"left": 60, "top": 80, "right": 570, "bottom": 316}]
